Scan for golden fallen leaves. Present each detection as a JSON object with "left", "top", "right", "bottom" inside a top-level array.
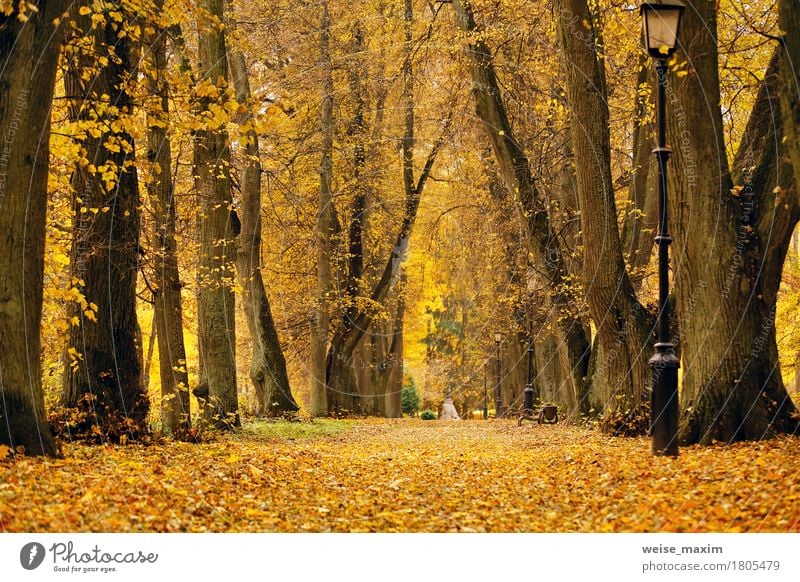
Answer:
[{"left": 1, "top": 420, "right": 799, "bottom": 532}]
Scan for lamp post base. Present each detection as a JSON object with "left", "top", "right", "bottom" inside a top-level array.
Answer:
[
  {"left": 523, "top": 383, "right": 535, "bottom": 414},
  {"left": 650, "top": 343, "right": 680, "bottom": 456},
  {"left": 518, "top": 384, "right": 535, "bottom": 426}
]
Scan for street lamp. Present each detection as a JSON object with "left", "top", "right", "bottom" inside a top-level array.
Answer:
[
  {"left": 640, "top": 0, "right": 684, "bottom": 457},
  {"left": 523, "top": 332, "right": 535, "bottom": 415},
  {"left": 640, "top": 0, "right": 684, "bottom": 59},
  {"left": 494, "top": 331, "right": 503, "bottom": 418},
  {"left": 523, "top": 272, "right": 537, "bottom": 417}
]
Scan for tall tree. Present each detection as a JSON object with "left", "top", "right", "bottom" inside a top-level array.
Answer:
[
  {"left": 61, "top": 2, "right": 148, "bottom": 429},
  {"left": 338, "top": 18, "right": 398, "bottom": 416},
  {"left": 553, "top": 0, "right": 654, "bottom": 432},
  {"left": 779, "top": 0, "right": 800, "bottom": 195},
  {"left": 620, "top": 58, "right": 658, "bottom": 288},
  {"left": 227, "top": 7, "right": 298, "bottom": 417},
  {"left": 343, "top": 19, "right": 367, "bottom": 339},
  {"left": 344, "top": 11, "right": 407, "bottom": 417},
  {"left": 143, "top": 1, "right": 191, "bottom": 435},
  {"left": 310, "top": 0, "right": 335, "bottom": 417},
  {"left": 193, "top": 0, "right": 239, "bottom": 427},
  {"left": 324, "top": 0, "right": 448, "bottom": 413},
  {"left": 0, "top": 0, "right": 67, "bottom": 456},
  {"left": 451, "top": 0, "right": 591, "bottom": 419},
  {"left": 670, "top": 2, "right": 798, "bottom": 442}
]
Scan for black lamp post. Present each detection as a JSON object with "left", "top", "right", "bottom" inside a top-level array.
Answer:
[
  {"left": 494, "top": 332, "right": 503, "bottom": 418},
  {"left": 640, "top": 0, "right": 684, "bottom": 457},
  {"left": 483, "top": 361, "right": 488, "bottom": 420},
  {"left": 523, "top": 334, "right": 535, "bottom": 415}
]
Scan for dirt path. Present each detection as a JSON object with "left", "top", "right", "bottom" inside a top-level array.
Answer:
[{"left": 1, "top": 420, "right": 799, "bottom": 532}]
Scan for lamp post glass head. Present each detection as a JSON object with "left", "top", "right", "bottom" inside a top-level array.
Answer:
[
  {"left": 494, "top": 332, "right": 503, "bottom": 344},
  {"left": 640, "top": 0, "right": 685, "bottom": 58}
]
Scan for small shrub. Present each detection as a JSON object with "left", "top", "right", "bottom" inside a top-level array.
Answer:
[
  {"left": 401, "top": 377, "right": 420, "bottom": 416},
  {"left": 420, "top": 410, "right": 437, "bottom": 420},
  {"left": 48, "top": 394, "right": 150, "bottom": 445},
  {"left": 599, "top": 400, "right": 650, "bottom": 437}
]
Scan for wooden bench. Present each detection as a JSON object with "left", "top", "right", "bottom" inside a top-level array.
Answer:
[{"left": 517, "top": 404, "right": 559, "bottom": 426}]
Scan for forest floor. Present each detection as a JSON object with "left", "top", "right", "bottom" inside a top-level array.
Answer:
[{"left": 1, "top": 419, "right": 799, "bottom": 532}]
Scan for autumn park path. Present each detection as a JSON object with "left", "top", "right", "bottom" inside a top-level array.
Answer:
[{"left": 2, "top": 420, "right": 799, "bottom": 532}]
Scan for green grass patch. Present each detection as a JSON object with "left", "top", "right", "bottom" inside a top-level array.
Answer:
[{"left": 242, "top": 418, "right": 353, "bottom": 441}]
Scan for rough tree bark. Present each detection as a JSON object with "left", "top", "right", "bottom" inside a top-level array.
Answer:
[
  {"left": 621, "top": 57, "right": 658, "bottom": 288},
  {"left": 669, "top": 4, "right": 798, "bottom": 443},
  {"left": 325, "top": 18, "right": 368, "bottom": 414},
  {"left": 310, "top": 0, "right": 334, "bottom": 417},
  {"left": 61, "top": 3, "right": 148, "bottom": 428},
  {"left": 384, "top": 281, "right": 405, "bottom": 417},
  {"left": 532, "top": 126, "right": 584, "bottom": 415},
  {"left": 0, "top": 0, "right": 67, "bottom": 456},
  {"left": 554, "top": 0, "right": 654, "bottom": 433},
  {"left": 344, "top": 19, "right": 367, "bottom": 337},
  {"left": 336, "top": 14, "right": 402, "bottom": 417},
  {"left": 779, "top": 0, "right": 800, "bottom": 196},
  {"left": 452, "top": 0, "right": 591, "bottom": 420},
  {"left": 193, "top": 0, "right": 239, "bottom": 427},
  {"left": 143, "top": 2, "right": 191, "bottom": 435},
  {"left": 354, "top": 26, "right": 405, "bottom": 417},
  {"left": 227, "top": 15, "right": 298, "bottom": 417},
  {"left": 778, "top": 4, "right": 800, "bottom": 410}
]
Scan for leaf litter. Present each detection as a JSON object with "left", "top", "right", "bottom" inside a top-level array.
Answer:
[{"left": 1, "top": 420, "right": 798, "bottom": 532}]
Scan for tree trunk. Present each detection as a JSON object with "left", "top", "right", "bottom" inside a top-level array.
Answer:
[
  {"left": 775, "top": 3, "right": 800, "bottom": 399},
  {"left": 779, "top": 0, "right": 800, "bottom": 197},
  {"left": 621, "top": 57, "right": 658, "bottom": 288},
  {"left": 227, "top": 18, "right": 298, "bottom": 417},
  {"left": 554, "top": 0, "right": 654, "bottom": 434},
  {"left": 61, "top": 3, "right": 148, "bottom": 429},
  {"left": 311, "top": 0, "right": 335, "bottom": 416},
  {"left": 535, "top": 328, "right": 566, "bottom": 406},
  {"left": 0, "top": 0, "right": 66, "bottom": 456},
  {"left": 551, "top": 120, "right": 583, "bottom": 286},
  {"left": 501, "top": 334, "right": 526, "bottom": 413},
  {"left": 795, "top": 359, "right": 800, "bottom": 396},
  {"left": 329, "top": 18, "right": 371, "bottom": 415},
  {"left": 452, "top": 0, "right": 590, "bottom": 420},
  {"left": 194, "top": 0, "right": 239, "bottom": 427},
  {"left": 340, "top": 17, "right": 403, "bottom": 418},
  {"left": 325, "top": 0, "right": 446, "bottom": 413},
  {"left": 143, "top": 4, "right": 191, "bottom": 435},
  {"left": 542, "top": 122, "right": 590, "bottom": 418},
  {"left": 670, "top": 5, "right": 798, "bottom": 443},
  {"left": 143, "top": 317, "right": 156, "bottom": 394},
  {"left": 384, "top": 281, "right": 405, "bottom": 418},
  {"left": 344, "top": 19, "right": 367, "bottom": 335}
]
